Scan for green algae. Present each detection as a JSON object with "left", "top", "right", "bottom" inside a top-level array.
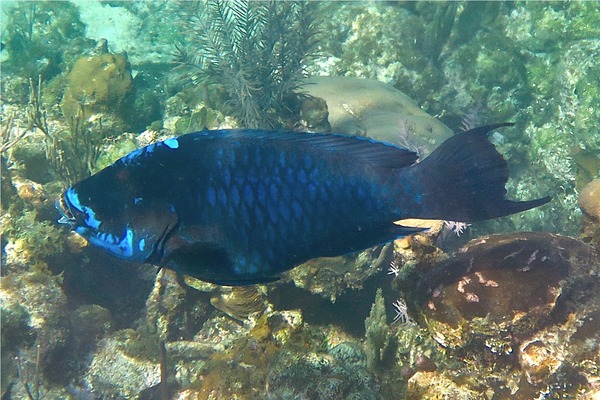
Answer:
[
  {"left": 1, "top": 209, "right": 64, "bottom": 268},
  {"left": 94, "top": 133, "right": 138, "bottom": 171}
]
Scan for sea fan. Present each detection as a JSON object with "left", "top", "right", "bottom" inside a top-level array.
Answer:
[{"left": 175, "top": 0, "right": 321, "bottom": 128}]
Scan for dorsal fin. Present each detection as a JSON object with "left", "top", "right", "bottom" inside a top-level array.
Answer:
[
  {"left": 187, "top": 129, "right": 419, "bottom": 169},
  {"left": 291, "top": 132, "right": 419, "bottom": 168}
]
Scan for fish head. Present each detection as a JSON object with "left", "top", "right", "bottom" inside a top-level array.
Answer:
[{"left": 56, "top": 181, "right": 178, "bottom": 263}]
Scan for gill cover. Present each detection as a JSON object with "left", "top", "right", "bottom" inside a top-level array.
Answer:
[{"left": 57, "top": 176, "right": 177, "bottom": 263}]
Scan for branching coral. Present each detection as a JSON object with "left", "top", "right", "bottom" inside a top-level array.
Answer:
[
  {"left": 0, "top": 113, "right": 28, "bottom": 155},
  {"left": 1, "top": 112, "right": 28, "bottom": 211},
  {"left": 175, "top": 0, "right": 321, "bottom": 128}
]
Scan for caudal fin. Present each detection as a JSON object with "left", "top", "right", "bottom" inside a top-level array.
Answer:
[{"left": 403, "top": 123, "right": 550, "bottom": 222}]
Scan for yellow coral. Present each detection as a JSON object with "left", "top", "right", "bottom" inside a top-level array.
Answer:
[{"left": 61, "top": 52, "right": 132, "bottom": 122}]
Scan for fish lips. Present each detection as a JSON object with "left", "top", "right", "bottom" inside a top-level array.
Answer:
[{"left": 55, "top": 195, "right": 76, "bottom": 226}]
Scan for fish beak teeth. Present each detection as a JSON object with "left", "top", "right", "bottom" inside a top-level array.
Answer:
[
  {"left": 55, "top": 197, "right": 75, "bottom": 225},
  {"left": 58, "top": 215, "right": 73, "bottom": 225}
]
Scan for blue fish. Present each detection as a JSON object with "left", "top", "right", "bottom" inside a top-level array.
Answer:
[{"left": 56, "top": 123, "right": 550, "bottom": 285}]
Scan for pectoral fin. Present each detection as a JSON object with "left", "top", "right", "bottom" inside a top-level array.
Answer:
[
  {"left": 162, "top": 236, "right": 232, "bottom": 278},
  {"left": 161, "top": 233, "right": 280, "bottom": 286}
]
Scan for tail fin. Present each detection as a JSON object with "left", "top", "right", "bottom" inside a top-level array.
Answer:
[{"left": 403, "top": 123, "right": 550, "bottom": 222}]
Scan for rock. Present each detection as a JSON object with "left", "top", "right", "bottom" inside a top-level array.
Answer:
[
  {"left": 299, "top": 94, "right": 331, "bottom": 132},
  {"left": 144, "top": 269, "right": 211, "bottom": 341},
  {"left": 579, "top": 179, "right": 600, "bottom": 251},
  {"left": 304, "top": 76, "right": 453, "bottom": 155},
  {"left": 400, "top": 232, "right": 600, "bottom": 398},
  {"left": 579, "top": 179, "right": 600, "bottom": 220},
  {"left": 69, "top": 305, "right": 113, "bottom": 352},
  {"left": 210, "top": 286, "right": 269, "bottom": 322},
  {"left": 1, "top": 267, "right": 70, "bottom": 395},
  {"left": 84, "top": 330, "right": 161, "bottom": 399},
  {"left": 287, "top": 243, "right": 393, "bottom": 302},
  {"left": 406, "top": 371, "right": 479, "bottom": 400},
  {"left": 174, "top": 310, "right": 304, "bottom": 398}
]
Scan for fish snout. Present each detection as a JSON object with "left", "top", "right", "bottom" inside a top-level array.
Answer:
[{"left": 55, "top": 195, "right": 76, "bottom": 225}]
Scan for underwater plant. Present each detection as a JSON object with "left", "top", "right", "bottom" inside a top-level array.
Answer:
[
  {"left": 1, "top": 113, "right": 28, "bottom": 211},
  {"left": 26, "top": 77, "right": 105, "bottom": 185},
  {"left": 364, "top": 289, "right": 397, "bottom": 372},
  {"left": 175, "top": 0, "right": 321, "bottom": 128}
]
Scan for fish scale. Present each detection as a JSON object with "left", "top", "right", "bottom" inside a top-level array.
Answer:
[
  {"left": 220, "top": 144, "right": 369, "bottom": 273},
  {"left": 56, "top": 125, "right": 550, "bottom": 286},
  {"left": 192, "top": 138, "right": 377, "bottom": 278}
]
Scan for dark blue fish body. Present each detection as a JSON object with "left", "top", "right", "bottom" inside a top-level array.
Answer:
[{"left": 57, "top": 125, "right": 550, "bottom": 285}]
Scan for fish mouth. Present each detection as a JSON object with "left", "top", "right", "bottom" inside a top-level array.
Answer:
[{"left": 55, "top": 195, "right": 76, "bottom": 225}]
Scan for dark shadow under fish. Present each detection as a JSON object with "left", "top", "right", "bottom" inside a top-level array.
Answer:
[{"left": 56, "top": 123, "right": 550, "bottom": 286}]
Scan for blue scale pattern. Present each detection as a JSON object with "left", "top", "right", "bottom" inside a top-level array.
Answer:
[{"left": 176, "top": 131, "right": 394, "bottom": 279}]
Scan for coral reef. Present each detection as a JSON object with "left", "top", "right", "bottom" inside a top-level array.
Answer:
[
  {"left": 304, "top": 76, "right": 453, "bottom": 156},
  {"left": 395, "top": 231, "right": 600, "bottom": 399},
  {"left": 579, "top": 179, "right": 600, "bottom": 221},
  {"left": 61, "top": 51, "right": 133, "bottom": 124},
  {"left": 1, "top": 2, "right": 92, "bottom": 81},
  {"left": 319, "top": 2, "right": 600, "bottom": 235},
  {"left": 73, "top": 1, "right": 182, "bottom": 65},
  {"left": 2, "top": 2, "right": 599, "bottom": 399},
  {"left": 266, "top": 342, "right": 381, "bottom": 399},
  {"left": 406, "top": 371, "right": 479, "bottom": 400},
  {"left": 287, "top": 243, "right": 392, "bottom": 302},
  {"left": 2, "top": 73, "right": 114, "bottom": 186},
  {"left": 1, "top": 208, "right": 64, "bottom": 269}
]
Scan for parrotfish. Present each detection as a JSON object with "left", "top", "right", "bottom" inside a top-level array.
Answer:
[{"left": 56, "top": 123, "right": 550, "bottom": 285}]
